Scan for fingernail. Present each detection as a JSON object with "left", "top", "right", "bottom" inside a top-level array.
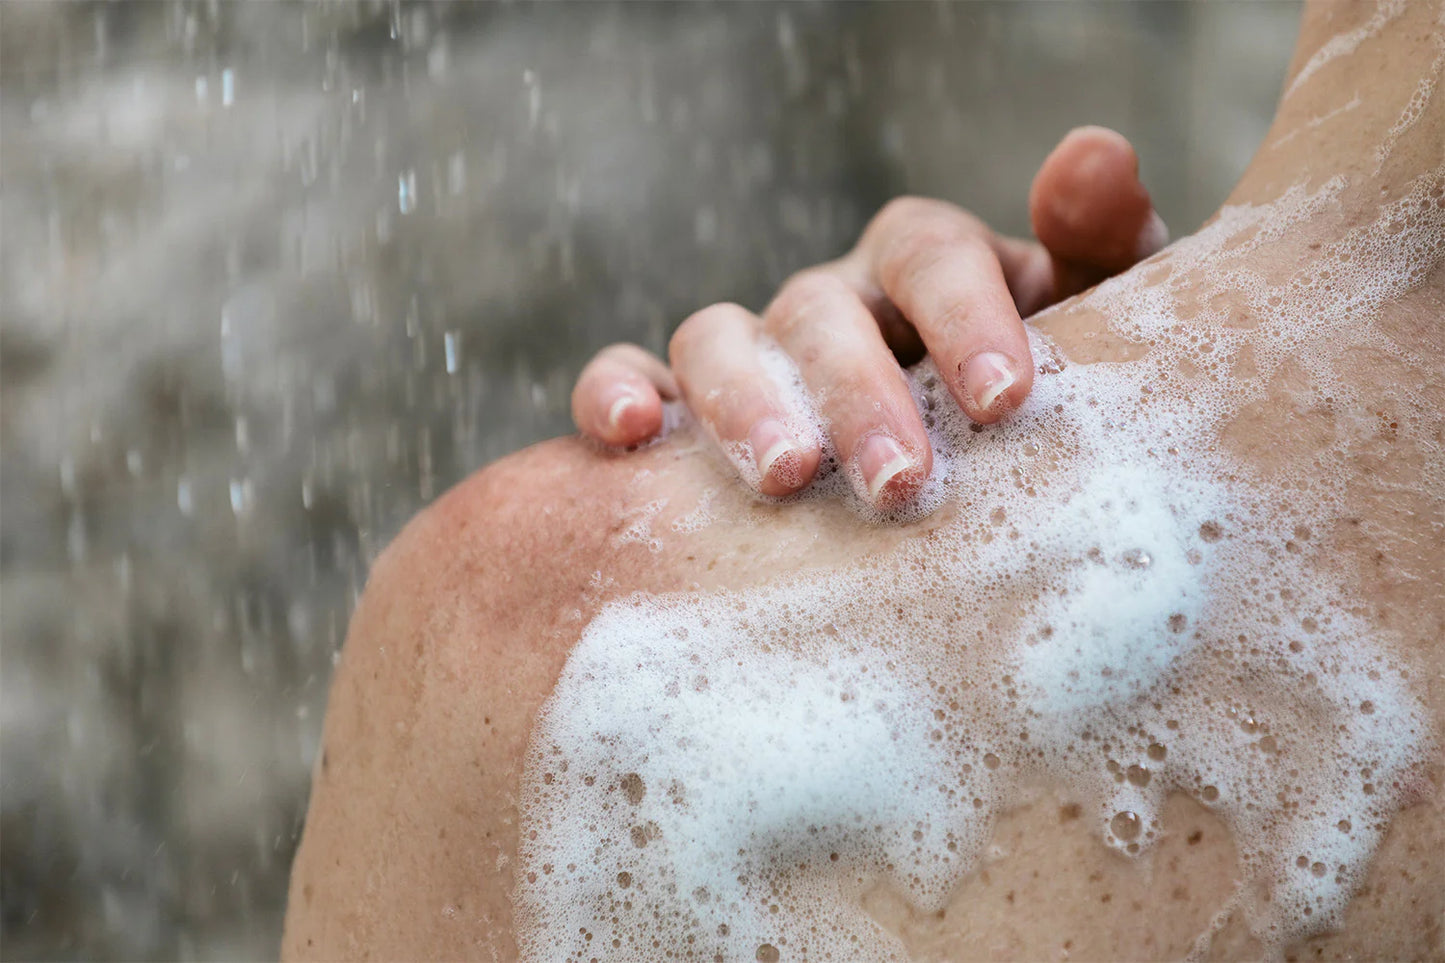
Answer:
[
  {"left": 856, "top": 433, "right": 916, "bottom": 503},
  {"left": 964, "top": 352, "right": 1018, "bottom": 413},
  {"left": 607, "top": 391, "right": 637, "bottom": 430},
  {"left": 1135, "top": 209, "right": 1169, "bottom": 260},
  {"left": 749, "top": 418, "right": 805, "bottom": 485}
]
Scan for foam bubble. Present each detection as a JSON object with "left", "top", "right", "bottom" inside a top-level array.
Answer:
[
  {"left": 516, "top": 167, "right": 1444, "bottom": 959},
  {"left": 1376, "top": 7, "right": 1445, "bottom": 165},
  {"left": 1284, "top": 0, "right": 1405, "bottom": 100}
]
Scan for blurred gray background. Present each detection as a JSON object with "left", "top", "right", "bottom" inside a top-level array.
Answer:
[{"left": 0, "top": 1, "right": 1299, "bottom": 958}]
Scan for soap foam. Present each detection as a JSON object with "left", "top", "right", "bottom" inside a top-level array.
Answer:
[
  {"left": 1284, "top": 0, "right": 1405, "bottom": 100},
  {"left": 517, "top": 167, "right": 1444, "bottom": 960},
  {"left": 1376, "top": 8, "right": 1445, "bottom": 165}
]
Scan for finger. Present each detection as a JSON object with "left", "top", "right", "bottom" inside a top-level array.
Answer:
[
  {"left": 826, "top": 257, "right": 928, "bottom": 365},
  {"left": 763, "top": 270, "right": 932, "bottom": 509},
  {"left": 669, "top": 303, "right": 823, "bottom": 496},
  {"left": 571, "top": 344, "right": 677, "bottom": 447},
  {"left": 1029, "top": 125, "right": 1168, "bottom": 296},
  {"left": 862, "top": 197, "right": 1035, "bottom": 425},
  {"left": 988, "top": 234, "right": 1058, "bottom": 318}
]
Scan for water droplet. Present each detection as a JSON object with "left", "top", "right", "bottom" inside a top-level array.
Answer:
[
  {"left": 1119, "top": 548, "right": 1152, "bottom": 569},
  {"left": 524, "top": 69, "right": 540, "bottom": 130},
  {"left": 177, "top": 477, "right": 195, "bottom": 516},
  {"left": 67, "top": 511, "right": 87, "bottom": 563},
  {"left": 59, "top": 456, "right": 77, "bottom": 499},
  {"left": 398, "top": 170, "right": 417, "bottom": 214},
  {"left": 447, "top": 152, "right": 466, "bottom": 195},
  {"left": 695, "top": 206, "right": 718, "bottom": 245},
  {"left": 1146, "top": 743, "right": 1167, "bottom": 762},
  {"left": 229, "top": 478, "right": 253, "bottom": 517},
  {"left": 1126, "top": 765, "right": 1152, "bottom": 787},
  {"left": 443, "top": 330, "right": 459, "bottom": 374},
  {"left": 427, "top": 38, "right": 448, "bottom": 78},
  {"left": 756, "top": 944, "right": 780, "bottom": 962},
  {"left": 1110, "top": 811, "right": 1142, "bottom": 841}
]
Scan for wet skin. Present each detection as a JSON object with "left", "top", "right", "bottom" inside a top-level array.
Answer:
[{"left": 283, "top": 2, "right": 1445, "bottom": 959}]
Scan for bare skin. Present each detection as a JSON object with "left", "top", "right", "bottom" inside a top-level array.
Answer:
[
  {"left": 572, "top": 125, "right": 1167, "bottom": 506},
  {"left": 283, "top": 2, "right": 1445, "bottom": 959}
]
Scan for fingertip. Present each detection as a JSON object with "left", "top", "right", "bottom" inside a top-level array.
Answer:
[
  {"left": 1135, "top": 208, "right": 1170, "bottom": 260},
  {"left": 990, "top": 358, "right": 1035, "bottom": 422},
  {"left": 872, "top": 456, "right": 932, "bottom": 511},
  {"left": 602, "top": 386, "right": 665, "bottom": 446},
  {"left": 1065, "top": 125, "right": 1137, "bottom": 162},
  {"left": 1039, "top": 126, "right": 1140, "bottom": 192},
  {"left": 853, "top": 430, "right": 932, "bottom": 510},
  {"left": 960, "top": 350, "right": 1033, "bottom": 425},
  {"left": 749, "top": 417, "right": 822, "bottom": 497},
  {"left": 1030, "top": 125, "right": 1155, "bottom": 271},
  {"left": 755, "top": 444, "right": 823, "bottom": 498},
  {"left": 573, "top": 358, "right": 663, "bottom": 446}
]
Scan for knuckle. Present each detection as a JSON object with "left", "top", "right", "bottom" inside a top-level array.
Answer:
[
  {"left": 871, "top": 195, "right": 936, "bottom": 233},
  {"left": 932, "top": 298, "right": 980, "bottom": 339},
  {"left": 594, "top": 344, "right": 639, "bottom": 372},
  {"left": 887, "top": 229, "right": 990, "bottom": 297},
  {"left": 670, "top": 302, "right": 748, "bottom": 360},
  {"left": 870, "top": 195, "right": 982, "bottom": 242},
  {"left": 828, "top": 365, "right": 881, "bottom": 406},
  {"left": 884, "top": 227, "right": 949, "bottom": 288},
  {"left": 766, "top": 270, "right": 849, "bottom": 338},
  {"left": 597, "top": 341, "right": 644, "bottom": 363}
]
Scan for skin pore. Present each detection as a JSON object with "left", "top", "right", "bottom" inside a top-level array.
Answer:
[{"left": 283, "top": 2, "right": 1444, "bottom": 960}]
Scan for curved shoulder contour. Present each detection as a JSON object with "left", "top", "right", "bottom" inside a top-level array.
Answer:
[{"left": 281, "top": 436, "right": 652, "bottom": 960}]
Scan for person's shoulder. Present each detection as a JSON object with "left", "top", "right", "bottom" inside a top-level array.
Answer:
[
  {"left": 281, "top": 426, "right": 901, "bottom": 958},
  {"left": 326, "top": 435, "right": 632, "bottom": 704},
  {"left": 281, "top": 434, "right": 663, "bottom": 960},
  {"left": 386, "top": 435, "right": 634, "bottom": 602}
]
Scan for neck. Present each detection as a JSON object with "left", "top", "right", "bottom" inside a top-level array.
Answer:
[{"left": 1228, "top": 0, "right": 1444, "bottom": 213}]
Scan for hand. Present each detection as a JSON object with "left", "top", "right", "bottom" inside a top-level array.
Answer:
[{"left": 571, "top": 126, "right": 1167, "bottom": 507}]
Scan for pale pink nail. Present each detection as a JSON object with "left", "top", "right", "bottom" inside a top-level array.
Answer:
[
  {"left": 1135, "top": 209, "right": 1170, "bottom": 259},
  {"left": 856, "top": 434, "right": 916, "bottom": 503},
  {"left": 749, "top": 418, "right": 805, "bottom": 486},
  {"left": 964, "top": 352, "right": 1018, "bottom": 413},
  {"left": 607, "top": 392, "right": 637, "bottom": 430}
]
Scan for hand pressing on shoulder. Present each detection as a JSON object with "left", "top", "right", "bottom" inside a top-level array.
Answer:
[{"left": 571, "top": 126, "right": 1168, "bottom": 508}]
